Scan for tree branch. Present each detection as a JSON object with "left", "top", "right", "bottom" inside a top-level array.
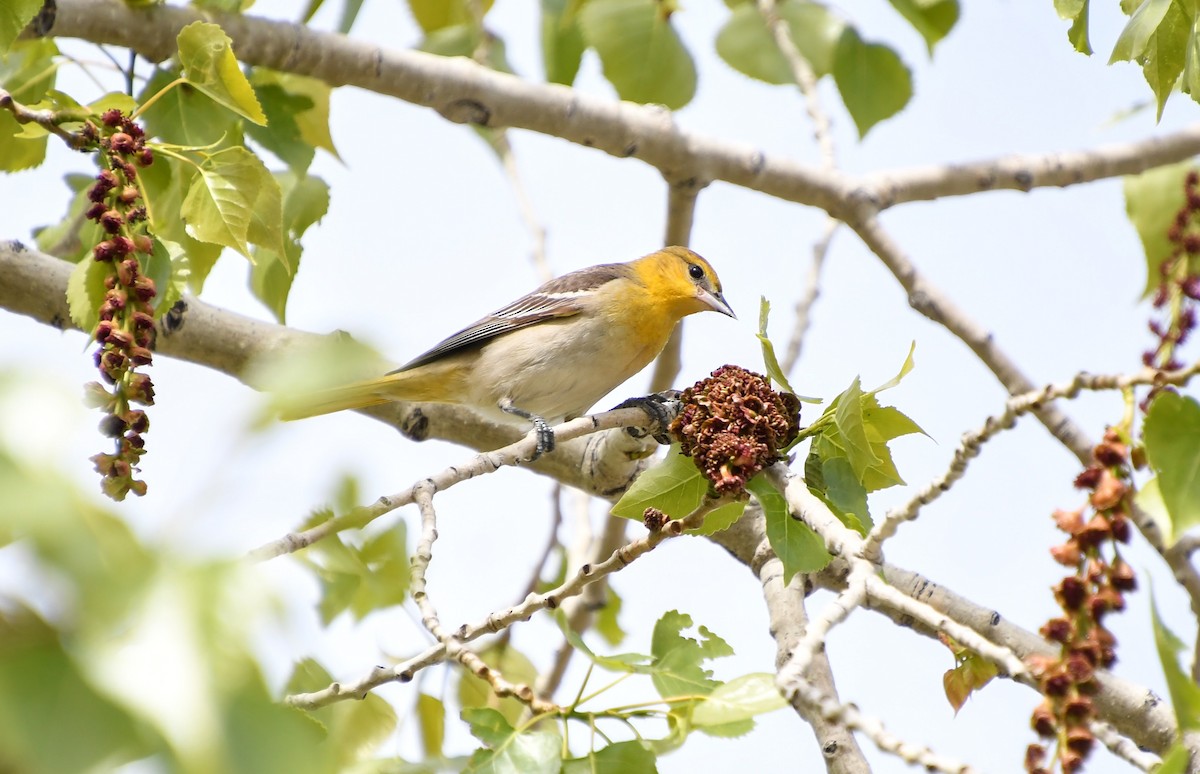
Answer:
[{"left": 40, "top": 0, "right": 1200, "bottom": 214}]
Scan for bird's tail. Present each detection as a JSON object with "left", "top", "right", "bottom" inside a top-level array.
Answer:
[
  {"left": 277, "top": 362, "right": 465, "bottom": 421},
  {"left": 277, "top": 378, "right": 394, "bottom": 420}
]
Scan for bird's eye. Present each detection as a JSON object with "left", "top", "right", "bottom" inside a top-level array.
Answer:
[{"left": 688, "top": 264, "right": 704, "bottom": 280}]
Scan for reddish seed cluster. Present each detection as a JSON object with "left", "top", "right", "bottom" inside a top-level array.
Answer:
[
  {"left": 1144, "top": 170, "right": 1200, "bottom": 380},
  {"left": 669, "top": 365, "right": 801, "bottom": 495},
  {"left": 84, "top": 108, "right": 157, "bottom": 501},
  {"left": 1025, "top": 430, "right": 1134, "bottom": 774}
]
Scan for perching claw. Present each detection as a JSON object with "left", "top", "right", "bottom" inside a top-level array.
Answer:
[
  {"left": 499, "top": 400, "right": 556, "bottom": 459},
  {"left": 613, "top": 390, "right": 683, "bottom": 445}
]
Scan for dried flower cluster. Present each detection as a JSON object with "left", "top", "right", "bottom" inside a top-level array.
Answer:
[
  {"left": 81, "top": 109, "right": 157, "bottom": 501},
  {"left": 1145, "top": 170, "right": 1200, "bottom": 382},
  {"left": 1025, "top": 431, "right": 1134, "bottom": 774},
  {"left": 670, "top": 365, "right": 801, "bottom": 495}
]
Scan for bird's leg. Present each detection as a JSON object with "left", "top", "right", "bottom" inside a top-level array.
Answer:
[
  {"left": 612, "top": 390, "right": 683, "bottom": 445},
  {"left": 499, "top": 399, "right": 555, "bottom": 458}
]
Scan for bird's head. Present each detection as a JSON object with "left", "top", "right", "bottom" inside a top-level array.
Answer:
[{"left": 636, "top": 246, "right": 736, "bottom": 320}]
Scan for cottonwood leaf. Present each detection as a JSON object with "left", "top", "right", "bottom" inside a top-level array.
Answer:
[{"left": 177, "top": 22, "right": 267, "bottom": 125}]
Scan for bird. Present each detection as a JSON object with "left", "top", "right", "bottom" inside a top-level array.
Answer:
[{"left": 280, "top": 246, "right": 735, "bottom": 453}]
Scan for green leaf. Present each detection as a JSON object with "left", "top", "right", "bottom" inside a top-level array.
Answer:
[
  {"left": 417, "top": 693, "right": 446, "bottom": 759},
  {"left": 245, "top": 83, "right": 315, "bottom": 173},
  {"left": 65, "top": 255, "right": 111, "bottom": 333},
  {"left": 0, "top": 39, "right": 58, "bottom": 171},
  {"left": 757, "top": 297, "right": 795, "bottom": 394},
  {"left": 251, "top": 173, "right": 330, "bottom": 323},
  {"left": 1143, "top": 1, "right": 1187, "bottom": 117},
  {"left": 1151, "top": 585, "right": 1200, "bottom": 731},
  {"left": 407, "top": 0, "right": 493, "bottom": 32},
  {"left": 462, "top": 708, "right": 561, "bottom": 774},
  {"left": 34, "top": 173, "right": 102, "bottom": 262},
  {"left": 458, "top": 646, "right": 540, "bottom": 727},
  {"left": 832, "top": 29, "right": 912, "bottom": 137},
  {"left": 886, "top": 0, "right": 959, "bottom": 54},
  {"left": 821, "top": 456, "right": 870, "bottom": 529},
  {"left": 1125, "top": 161, "right": 1195, "bottom": 295},
  {"left": 253, "top": 70, "right": 339, "bottom": 159},
  {"left": 870, "top": 340, "right": 916, "bottom": 393},
  {"left": 541, "top": 0, "right": 585, "bottom": 85},
  {"left": 832, "top": 376, "right": 881, "bottom": 474},
  {"left": 579, "top": 0, "right": 697, "bottom": 110},
  {"left": 181, "top": 146, "right": 273, "bottom": 258},
  {"left": 610, "top": 445, "right": 709, "bottom": 521},
  {"left": 139, "top": 154, "right": 225, "bottom": 292},
  {"left": 750, "top": 474, "right": 830, "bottom": 581},
  {"left": 556, "top": 610, "right": 654, "bottom": 674},
  {"left": 1064, "top": 0, "right": 1092, "bottom": 55},
  {"left": 609, "top": 446, "right": 745, "bottom": 534},
  {"left": 139, "top": 66, "right": 240, "bottom": 146},
  {"left": 0, "top": 0, "right": 44, "bottom": 55},
  {"left": 416, "top": 23, "right": 515, "bottom": 76},
  {"left": 562, "top": 740, "right": 657, "bottom": 774},
  {"left": 177, "top": 22, "right": 268, "bottom": 125},
  {"left": 307, "top": 523, "right": 409, "bottom": 624},
  {"left": 1134, "top": 476, "right": 1172, "bottom": 542},
  {"left": 284, "top": 659, "right": 397, "bottom": 767},
  {"left": 1142, "top": 392, "right": 1200, "bottom": 543},
  {"left": 595, "top": 585, "right": 626, "bottom": 646},
  {"left": 715, "top": 1, "right": 845, "bottom": 83},
  {"left": 650, "top": 610, "right": 733, "bottom": 700},
  {"left": 1158, "top": 743, "right": 1193, "bottom": 774},
  {"left": 0, "top": 609, "right": 152, "bottom": 772},
  {"left": 691, "top": 672, "right": 786, "bottom": 726},
  {"left": 1110, "top": 0, "right": 1172, "bottom": 63}
]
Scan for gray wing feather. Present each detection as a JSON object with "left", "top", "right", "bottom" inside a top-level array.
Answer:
[{"left": 392, "top": 263, "right": 635, "bottom": 373}]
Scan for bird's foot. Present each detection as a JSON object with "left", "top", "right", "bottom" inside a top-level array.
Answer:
[
  {"left": 613, "top": 390, "right": 682, "bottom": 445},
  {"left": 500, "top": 401, "right": 555, "bottom": 459}
]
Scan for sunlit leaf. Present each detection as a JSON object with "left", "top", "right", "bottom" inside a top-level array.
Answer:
[
  {"left": 458, "top": 645, "right": 540, "bottom": 727},
  {"left": 177, "top": 22, "right": 267, "bottom": 125},
  {"left": 562, "top": 740, "right": 657, "bottom": 774},
  {"left": 692, "top": 673, "right": 786, "bottom": 726},
  {"left": 0, "top": 0, "right": 42, "bottom": 54},
  {"left": 650, "top": 610, "right": 733, "bottom": 700},
  {"left": 140, "top": 66, "right": 239, "bottom": 146},
  {"left": 1125, "top": 161, "right": 1195, "bottom": 295},
  {"left": 462, "top": 708, "right": 560, "bottom": 774},
  {"left": 0, "top": 39, "right": 58, "bottom": 171}
]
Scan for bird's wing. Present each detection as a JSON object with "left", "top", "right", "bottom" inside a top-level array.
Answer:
[{"left": 392, "top": 262, "right": 635, "bottom": 372}]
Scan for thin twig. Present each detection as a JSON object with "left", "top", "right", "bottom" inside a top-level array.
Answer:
[
  {"left": 756, "top": 0, "right": 839, "bottom": 376},
  {"left": 864, "top": 361, "right": 1200, "bottom": 560},
  {"left": 285, "top": 497, "right": 726, "bottom": 710},
  {"left": 248, "top": 406, "right": 671, "bottom": 561}
]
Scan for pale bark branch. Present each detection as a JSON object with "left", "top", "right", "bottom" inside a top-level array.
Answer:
[
  {"left": 40, "top": 0, "right": 1200, "bottom": 213},
  {"left": 713, "top": 509, "right": 870, "bottom": 773}
]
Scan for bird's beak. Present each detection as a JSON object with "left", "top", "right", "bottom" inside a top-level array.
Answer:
[{"left": 699, "top": 288, "right": 736, "bottom": 319}]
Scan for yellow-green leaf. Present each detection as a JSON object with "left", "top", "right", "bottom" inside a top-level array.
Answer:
[
  {"left": 1142, "top": 392, "right": 1200, "bottom": 543},
  {"left": 177, "top": 22, "right": 267, "bottom": 125},
  {"left": 1125, "top": 161, "right": 1195, "bottom": 296},
  {"left": 181, "top": 146, "right": 271, "bottom": 258}
]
